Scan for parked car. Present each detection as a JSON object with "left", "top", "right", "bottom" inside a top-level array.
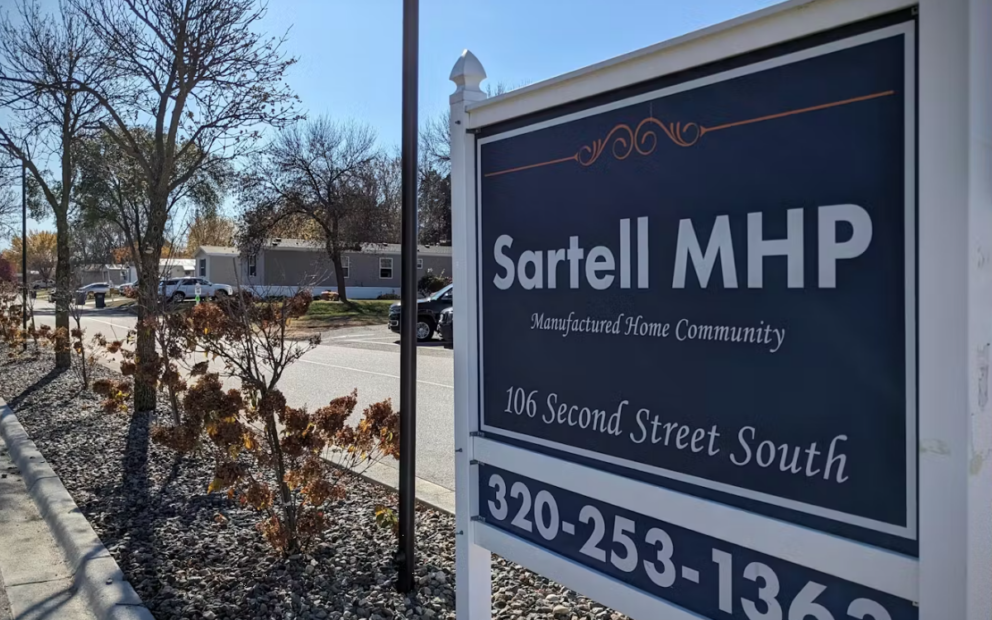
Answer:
[
  {"left": 388, "top": 284, "right": 453, "bottom": 341},
  {"left": 438, "top": 306, "right": 453, "bottom": 348},
  {"left": 160, "top": 277, "right": 234, "bottom": 303},
  {"left": 31, "top": 280, "right": 53, "bottom": 290},
  {"left": 76, "top": 282, "right": 111, "bottom": 296}
]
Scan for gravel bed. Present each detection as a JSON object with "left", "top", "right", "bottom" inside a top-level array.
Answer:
[{"left": 0, "top": 348, "right": 627, "bottom": 620}]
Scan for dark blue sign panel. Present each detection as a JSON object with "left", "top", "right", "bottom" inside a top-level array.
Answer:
[
  {"left": 479, "top": 465, "right": 918, "bottom": 620},
  {"left": 478, "top": 29, "right": 915, "bottom": 548}
]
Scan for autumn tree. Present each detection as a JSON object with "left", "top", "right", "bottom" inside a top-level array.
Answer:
[
  {"left": 0, "top": 0, "right": 110, "bottom": 368},
  {"left": 239, "top": 118, "right": 396, "bottom": 302},
  {"left": 66, "top": 0, "right": 299, "bottom": 411},
  {"left": 0, "top": 256, "right": 12, "bottom": 282},
  {"left": 2, "top": 231, "right": 58, "bottom": 282},
  {"left": 185, "top": 210, "right": 236, "bottom": 256}
]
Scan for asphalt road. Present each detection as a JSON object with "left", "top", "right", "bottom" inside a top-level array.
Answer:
[{"left": 28, "top": 303, "right": 457, "bottom": 491}]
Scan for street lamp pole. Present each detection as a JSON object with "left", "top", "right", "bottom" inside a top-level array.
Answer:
[
  {"left": 21, "top": 158, "right": 27, "bottom": 350},
  {"left": 396, "top": 0, "right": 419, "bottom": 594}
]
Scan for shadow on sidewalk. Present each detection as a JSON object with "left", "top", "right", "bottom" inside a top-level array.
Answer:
[
  {"left": 7, "top": 584, "right": 80, "bottom": 620},
  {"left": 31, "top": 306, "right": 136, "bottom": 318}
]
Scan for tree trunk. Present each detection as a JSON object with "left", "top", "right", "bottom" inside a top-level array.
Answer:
[
  {"left": 54, "top": 210, "right": 71, "bottom": 368},
  {"left": 265, "top": 408, "right": 298, "bottom": 554},
  {"left": 133, "top": 254, "right": 159, "bottom": 412},
  {"left": 332, "top": 254, "right": 348, "bottom": 303},
  {"left": 132, "top": 181, "right": 172, "bottom": 413}
]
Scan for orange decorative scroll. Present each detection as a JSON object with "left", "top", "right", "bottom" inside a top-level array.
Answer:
[{"left": 483, "top": 90, "right": 895, "bottom": 178}]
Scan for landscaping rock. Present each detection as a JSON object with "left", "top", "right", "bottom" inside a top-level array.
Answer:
[{"left": 0, "top": 348, "right": 627, "bottom": 620}]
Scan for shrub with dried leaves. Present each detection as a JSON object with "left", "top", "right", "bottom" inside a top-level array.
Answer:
[{"left": 149, "top": 291, "right": 401, "bottom": 554}]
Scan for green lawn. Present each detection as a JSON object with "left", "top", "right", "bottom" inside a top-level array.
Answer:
[{"left": 295, "top": 299, "right": 393, "bottom": 331}]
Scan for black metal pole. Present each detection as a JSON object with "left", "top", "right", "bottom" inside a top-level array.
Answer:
[
  {"left": 396, "top": 0, "right": 419, "bottom": 594},
  {"left": 21, "top": 158, "right": 27, "bottom": 350}
]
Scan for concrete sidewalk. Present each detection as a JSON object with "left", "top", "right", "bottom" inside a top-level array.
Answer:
[{"left": 0, "top": 437, "right": 95, "bottom": 620}]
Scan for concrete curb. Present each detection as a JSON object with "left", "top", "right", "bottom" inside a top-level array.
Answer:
[
  {"left": 0, "top": 399, "right": 154, "bottom": 620},
  {"left": 344, "top": 459, "right": 456, "bottom": 515}
]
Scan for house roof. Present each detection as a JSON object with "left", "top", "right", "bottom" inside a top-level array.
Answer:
[
  {"left": 196, "top": 245, "right": 240, "bottom": 256},
  {"left": 160, "top": 258, "right": 196, "bottom": 269},
  {"left": 261, "top": 239, "right": 320, "bottom": 251},
  {"left": 76, "top": 264, "right": 129, "bottom": 272},
  {"left": 192, "top": 240, "right": 453, "bottom": 257},
  {"left": 358, "top": 243, "right": 452, "bottom": 257},
  {"left": 262, "top": 239, "right": 452, "bottom": 256}
]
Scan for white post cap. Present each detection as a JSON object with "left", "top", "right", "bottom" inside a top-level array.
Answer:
[{"left": 450, "top": 49, "right": 487, "bottom": 102}]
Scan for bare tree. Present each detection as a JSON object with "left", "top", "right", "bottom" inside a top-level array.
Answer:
[
  {"left": 0, "top": 161, "right": 19, "bottom": 240},
  {"left": 419, "top": 81, "right": 518, "bottom": 172},
  {"left": 239, "top": 118, "right": 392, "bottom": 303},
  {"left": 68, "top": 0, "right": 300, "bottom": 411},
  {"left": 0, "top": 0, "right": 109, "bottom": 368},
  {"left": 418, "top": 167, "right": 450, "bottom": 246},
  {"left": 417, "top": 82, "right": 521, "bottom": 246},
  {"left": 353, "top": 152, "right": 402, "bottom": 244},
  {"left": 0, "top": 196, "right": 16, "bottom": 242},
  {"left": 71, "top": 210, "right": 130, "bottom": 266},
  {"left": 419, "top": 112, "right": 452, "bottom": 173}
]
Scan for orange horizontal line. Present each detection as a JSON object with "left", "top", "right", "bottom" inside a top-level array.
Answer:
[
  {"left": 484, "top": 155, "right": 577, "bottom": 177},
  {"left": 702, "top": 90, "right": 896, "bottom": 135}
]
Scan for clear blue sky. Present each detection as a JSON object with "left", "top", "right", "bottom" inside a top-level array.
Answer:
[
  {"left": 272, "top": 0, "right": 784, "bottom": 148},
  {"left": 16, "top": 0, "right": 784, "bottom": 232}
]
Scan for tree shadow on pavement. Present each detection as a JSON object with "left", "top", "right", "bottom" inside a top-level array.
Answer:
[{"left": 3, "top": 584, "right": 79, "bottom": 620}]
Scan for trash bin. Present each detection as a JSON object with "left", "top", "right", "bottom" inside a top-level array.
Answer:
[
  {"left": 75, "top": 292, "right": 87, "bottom": 306},
  {"left": 30, "top": 291, "right": 37, "bottom": 300},
  {"left": 94, "top": 293, "right": 106, "bottom": 309}
]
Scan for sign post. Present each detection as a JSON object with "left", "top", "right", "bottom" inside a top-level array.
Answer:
[
  {"left": 450, "top": 0, "right": 992, "bottom": 618},
  {"left": 396, "top": 0, "right": 421, "bottom": 594},
  {"left": 450, "top": 49, "right": 492, "bottom": 620}
]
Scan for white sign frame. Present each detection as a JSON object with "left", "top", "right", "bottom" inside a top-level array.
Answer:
[{"left": 450, "top": 0, "right": 992, "bottom": 618}]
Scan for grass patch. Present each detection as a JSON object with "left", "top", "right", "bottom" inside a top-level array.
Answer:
[
  {"left": 104, "top": 298, "right": 136, "bottom": 309},
  {"left": 291, "top": 300, "right": 393, "bottom": 334},
  {"left": 306, "top": 299, "right": 393, "bottom": 319}
]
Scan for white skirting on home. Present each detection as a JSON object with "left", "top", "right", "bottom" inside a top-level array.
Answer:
[{"left": 240, "top": 285, "right": 400, "bottom": 300}]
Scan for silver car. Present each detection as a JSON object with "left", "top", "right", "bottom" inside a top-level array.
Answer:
[
  {"left": 75, "top": 282, "right": 111, "bottom": 296},
  {"left": 160, "top": 277, "right": 234, "bottom": 303}
]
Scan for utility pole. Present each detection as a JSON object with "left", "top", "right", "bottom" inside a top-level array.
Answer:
[
  {"left": 21, "top": 158, "right": 27, "bottom": 350},
  {"left": 396, "top": 0, "right": 419, "bottom": 594}
]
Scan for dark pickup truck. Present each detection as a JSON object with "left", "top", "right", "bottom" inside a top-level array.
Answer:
[{"left": 388, "top": 284, "right": 453, "bottom": 341}]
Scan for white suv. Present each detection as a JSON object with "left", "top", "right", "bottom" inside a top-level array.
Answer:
[{"left": 160, "top": 277, "right": 233, "bottom": 303}]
